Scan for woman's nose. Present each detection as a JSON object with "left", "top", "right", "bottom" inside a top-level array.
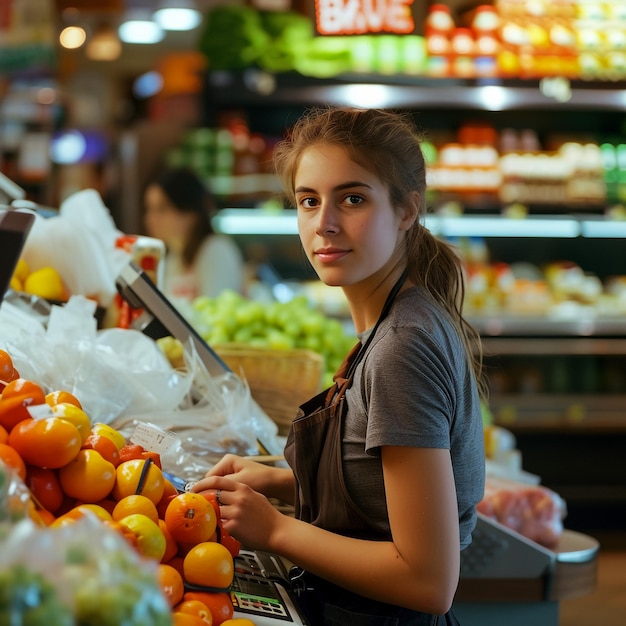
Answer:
[{"left": 316, "top": 203, "right": 339, "bottom": 236}]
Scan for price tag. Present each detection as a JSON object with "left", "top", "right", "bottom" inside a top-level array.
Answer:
[{"left": 130, "top": 421, "right": 179, "bottom": 454}]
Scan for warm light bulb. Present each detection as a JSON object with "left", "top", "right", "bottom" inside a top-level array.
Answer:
[{"left": 59, "top": 26, "right": 87, "bottom": 49}]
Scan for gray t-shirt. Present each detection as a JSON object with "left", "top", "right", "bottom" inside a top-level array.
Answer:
[{"left": 343, "top": 286, "right": 485, "bottom": 549}]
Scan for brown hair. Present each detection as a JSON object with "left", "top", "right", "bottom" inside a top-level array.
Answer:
[
  {"left": 273, "top": 106, "right": 487, "bottom": 400},
  {"left": 149, "top": 167, "right": 216, "bottom": 267}
]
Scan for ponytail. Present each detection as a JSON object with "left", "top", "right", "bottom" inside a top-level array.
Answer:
[{"left": 408, "top": 224, "right": 488, "bottom": 401}]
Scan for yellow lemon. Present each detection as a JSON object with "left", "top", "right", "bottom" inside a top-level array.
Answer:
[
  {"left": 23, "top": 266, "right": 65, "bottom": 301},
  {"left": 13, "top": 258, "right": 30, "bottom": 282},
  {"left": 9, "top": 275, "right": 22, "bottom": 291}
]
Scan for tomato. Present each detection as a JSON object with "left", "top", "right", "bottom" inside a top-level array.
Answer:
[
  {"left": 25, "top": 466, "right": 64, "bottom": 513},
  {"left": 8, "top": 417, "right": 82, "bottom": 469},
  {"left": 0, "top": 424, "right": 7, "bottom": 444},
  {"left": 0, "top": 442, "right": 26, "bottom": 480},
  {"left": 82, "top": 432, "right": 120, "bottom": 467},
  {"left": 58, "top": 449, "right": 116, "bottom": 502},
  {"left": 119, "top": 443, "right": 162, "bottom": 468},
  {"left": 0, "top": 349, "right": 19, "bottom": 384},
  {"left": 0, "top": 379, "right": 46, "bottom": 432}
]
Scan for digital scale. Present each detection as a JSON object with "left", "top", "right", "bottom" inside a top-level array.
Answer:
[{"left": 231, "top": 550, "right": 309, "bottom": 625}]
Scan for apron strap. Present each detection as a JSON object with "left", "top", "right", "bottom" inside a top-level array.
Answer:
[{"left": 325, "top": 268, "right": 408, "bottom": 409}]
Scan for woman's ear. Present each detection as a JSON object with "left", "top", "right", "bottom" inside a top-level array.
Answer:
[{"left": 399, "top": 192, "right": 420, "bottom": 231}]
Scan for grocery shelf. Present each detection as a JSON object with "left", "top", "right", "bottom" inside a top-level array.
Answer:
[
  {"left": 213, "top": 208, "right": 626, "bottom": 239},
  {"left": 481, "top": 337, "right": 626, "bottom": 355},
  {"left": 490, "top": 393, "right": 626, "bottom": 432},
  {"left": 205, "top": 71, "right": 626, "bottom": 111},
  {"left": 470, "top": 316, "right": 626, "bottom": 337}
]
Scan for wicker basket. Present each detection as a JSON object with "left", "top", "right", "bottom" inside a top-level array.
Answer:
[{"left": 215, "top": 344, "right": 324, "bottom": 435}]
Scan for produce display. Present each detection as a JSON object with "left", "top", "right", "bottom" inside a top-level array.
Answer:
[
  {"left": 0, "top": 348, "right": 256, "bottom": 626},
  {"left": 186, "top": 290, "right": 357, "bottom": 389}
]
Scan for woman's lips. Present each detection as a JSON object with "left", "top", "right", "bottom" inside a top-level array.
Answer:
[{"left": 314, "top": 248, "right": 349, "bottom": 263}]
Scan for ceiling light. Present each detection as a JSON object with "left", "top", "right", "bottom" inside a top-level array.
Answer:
[
  {"left": 118, "top": 12, "right": 164, "bottom": 44},
  {"left": 86, "top": 23, "right": 122, "bottom": 61},
  {"left": 154, "top": 5, "right": 202, "bottom": 31}
]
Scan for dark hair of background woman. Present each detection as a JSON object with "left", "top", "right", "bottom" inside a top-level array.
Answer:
[{"left": 151, "top": 167, "right": 216, "bottom": 266}]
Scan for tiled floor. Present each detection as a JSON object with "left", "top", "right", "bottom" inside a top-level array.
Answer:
[{"left": 559, "top": 534, "right": 626, "bottom": 625}]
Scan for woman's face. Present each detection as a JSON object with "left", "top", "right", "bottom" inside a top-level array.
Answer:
[
  {"left": 143, "top": 184, "right": 193, "bottom": 248},
  {"left": 295, "top": 144, "right": 413, "bottom": 289}
]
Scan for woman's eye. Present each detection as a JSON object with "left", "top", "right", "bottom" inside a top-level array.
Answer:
[
  {"left": 298, "top": 197, "right": 318, "bottom": 209},
  {"left": 344, "top": 194, "right": 364, "bottom": 205}
]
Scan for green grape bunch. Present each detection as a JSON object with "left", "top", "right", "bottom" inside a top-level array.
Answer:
[{"left": 189, "top": 290, "right": 357, "bottom": 388}]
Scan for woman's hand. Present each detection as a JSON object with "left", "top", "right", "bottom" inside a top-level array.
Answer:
[
  {"left": 192, "top": 475, "right": 285, "bottom": 551},
  {"left": 192, "top": 453, "right": 295, "bottom": 503}
]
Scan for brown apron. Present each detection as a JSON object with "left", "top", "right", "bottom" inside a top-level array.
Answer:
[{"left": 284, "top": 271, "right": 461, "bottom": 625}]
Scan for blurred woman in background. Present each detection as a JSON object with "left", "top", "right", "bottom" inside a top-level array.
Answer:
[{"left": 143, "top": 167, "right": 244, "bottom": 301}]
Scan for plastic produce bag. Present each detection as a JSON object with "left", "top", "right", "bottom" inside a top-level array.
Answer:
[
  {"left": 477, "top": 475, "right": 567, "bottom": 549},
  {"left": 0, "top": 514, "right": 172, "bottom": 626},
  {"left": 111, "top": 341, "right": 284, "bottom": 481},
  {"left": 20, "top": 189, "right": 131, "bottom": 308}
]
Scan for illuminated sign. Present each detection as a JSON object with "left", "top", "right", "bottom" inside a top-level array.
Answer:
[{"left": 315, "top": 0, "right": 417, "bottom": 35}]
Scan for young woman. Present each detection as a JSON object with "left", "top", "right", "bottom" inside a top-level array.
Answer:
[
  {"left": 191, "top": 107, "right": 486, "bottom": 625},
  {"left": 143, "top": 167, "right": 244, "bottom": 301}
]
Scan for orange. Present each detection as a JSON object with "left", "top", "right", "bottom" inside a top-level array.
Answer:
[
  {"left": 164, "top": 492, "right": 217, "bottom": 545},
  {"left": 118, "top": 513, "right": 166, "bottom": 561},
  {"left": 0, "top": 350, "right": 19, "bottom": 384},
  {"left": 45, "top": 390, "right": 82, "bottom": 410},
  {"left": 9, "top": 416, "right": 82, "bottom": 469},
  {"left": 112, "top": 458, "right": 165, "bottom": 505},
  {"left": 91, "top": 422, "right": 126, "bottom": 451},
  {"left": 183, "top": 542, "right": 234, "bottom": 590},
  {"left": 157, "top": 563, "right": 185, "bottom": 607},
  {"left": 50, "top": 403, "right": 91, "bottom": 443},
  {"left": 82, "top": 432, "right": 121, "bottom": 467},
  {"left": 221, "top": 620, "right": 257, "bottom": 626},
  {"left": 159, "top": 518, "right": 179, "bottom": 563},
  {"left": 0, "top": 442, "right": 26, "bottom": 480},
  {"left": 112, "top": 494, "right": 160, "bottom": 524},
  {"left": 174, "top": 600, "right": 213, "bottom": 625},
  {"left": 58, "top": 449, "right": 116, "bottom": 502},
  {"left": 25, "top": 466, "right": 64, "bottom": 513},
  {"left": 0, "top": 424, "right": 8, "bottom": 444},
  {"left": 173, "top": 614, "right": 209, "bottom": 626},
  {"left": 183, "top": 592, "right": 233, "bottom": 626},
  {"left": 0, "top": 379, "right": 46, "bottom": 432}
]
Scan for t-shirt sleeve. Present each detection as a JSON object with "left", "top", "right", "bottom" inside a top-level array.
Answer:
[{"left": 362, "top": 325, "right": 460, "bottom": 454}]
